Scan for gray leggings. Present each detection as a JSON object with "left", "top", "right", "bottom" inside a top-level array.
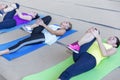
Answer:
[{"left": 8, "top": 16, "right": 52, "bottom": 53}]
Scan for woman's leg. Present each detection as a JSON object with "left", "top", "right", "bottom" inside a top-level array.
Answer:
[
  {"left": 0, "top": 33, "right": 45, "bottom": 55},
  {"left": 22, "top": 15, "right": 52, "bottom": 33},
  {"left": 68, "top": 32, "right": 95, "bottom": 54},
  {"left": 0, "top": 4, "right": 8, "bottom": 16},
  {"left": 78, "top": 27, "right": 100, "bottom": 46},
  {"left": 58, "top": 52, "right": 96, "bottom": 80},
  {"left": 78, "top": 32, "right": 95, "bottom": 46},
  {"left": 0, "top": 4, "right": 20, "bottom": 29},
  {"left": 0, "top": 19, "right": 16, "bottom": 29},
  {"left": 41, "top": 15, "right": 52, "bottom": 25},
  {"left": 3, "top": 3, "right": 19, "bottom": 20},
  {"left": 0, "top": 3, "right": 19, "bottom": 16},
  {"left": 3, "top": 9, "right": 16, "bottom": 20},
  {"left": 31, "top": 16, "right": 52, "bottom": 35},
  {"left": 0, "top": 4, "right": 7, "bottom": 10},
  {"left": 31, "top": 25, "right": 45, "bottom": 35},
  {"left": 3, "top": 3, "right": 19, "bottom": 13},
  {"left": 73, "top": 38, "right": 96, "bottom": 62}
]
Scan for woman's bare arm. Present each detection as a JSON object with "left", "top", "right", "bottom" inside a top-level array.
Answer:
[
  {"left": 16, "top": 9, "right": 32, "bottom": 21},
  {"left": 92, "top": 29, "right": 117, "bottom": 56},
  {"left": 37, "top": 19, "right": 66, "bottom": 36}
]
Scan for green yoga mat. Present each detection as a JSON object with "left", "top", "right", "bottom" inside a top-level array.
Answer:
[{"left": 23, "top": 47, "right": 120, "bottom": 80}]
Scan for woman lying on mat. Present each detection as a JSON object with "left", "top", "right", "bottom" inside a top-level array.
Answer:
[
  {"left": 58, "top": 27, "right": 120, "bottom": 80},
  {"left": 0, "top": 16, "right": 72, "bottom": 55},
  {"left": 0, "top": 3, "right": 39, "bottom": 30}
]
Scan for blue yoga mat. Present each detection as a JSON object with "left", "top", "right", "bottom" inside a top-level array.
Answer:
[
  {"left": 1, "top": 29, "right": 77, "bottom": 61},
  {"left": 0, "top": 14, "right": 45, "bottom": 33}
]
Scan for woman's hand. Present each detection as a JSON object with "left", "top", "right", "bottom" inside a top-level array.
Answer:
[
  {"left": 91, "top": 28, "right": 99, "bottom": 38},
  {"left": 36, "top": 19, "right": 46, "bottom": 27}
]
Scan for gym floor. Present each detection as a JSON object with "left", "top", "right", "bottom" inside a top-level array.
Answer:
[{"left": 0, "top": 0, "right": 120, "bottom": 80}]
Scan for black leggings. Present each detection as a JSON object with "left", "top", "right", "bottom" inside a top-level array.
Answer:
[{"left": 9, "top": 16, "right": 52, "bottom": 53}]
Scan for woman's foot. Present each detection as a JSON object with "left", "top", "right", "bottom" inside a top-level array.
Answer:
[
  {"left": 21, "top": 25, "right": 32, "bottom": 33},
  {"left": 0, "top": 10, "right": 4, "bottom": 17},
  {"left": 10, "top": 3, "right": 20, "bottom": 9},
  {"left": 3, "top": 3, "right": 20, "bottom": 13},
  {"left": 67, "top": 41, "right": 80, "bottom": 53},
  {"left": 0, "top": 4, "right": 7, "bottom": 10},
  {"left": 0, "top": 49, "right": 10, "bottom": 56},
  {"left": 0, "top": 4, "right": 7, "bottom": 16}
]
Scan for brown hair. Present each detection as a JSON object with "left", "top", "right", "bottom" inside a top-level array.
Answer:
[{"left": 115, "top": 36, "right": 120, "bottom": 48}]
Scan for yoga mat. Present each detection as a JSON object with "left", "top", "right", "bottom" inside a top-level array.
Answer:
[
  {"left": 22, "top": 46, "right": 120, "bottom": 80},
  {"left": 1, "top": 29, "right": 77, "bottom": 61},
  {"left": 0, "top": 14, "right": 44, "bottom": 33}
]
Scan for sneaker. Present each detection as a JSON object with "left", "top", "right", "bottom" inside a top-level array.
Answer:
[
  {"left": 67, "top": 41, "right": 80, "bottom": 53},
  {"left": 11, "top": 3, "right": 20, "bottom": 9},
  {"left": 0, "top": 10, "right": 4, "bottom": 17},
  {"left": 21, "top": 25, "right": 32, "bottom": 33}
]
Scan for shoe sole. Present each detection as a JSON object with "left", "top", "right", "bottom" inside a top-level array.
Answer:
[
  {"left": 67, "top": 46, "right": 79, "bottom": 54},
  {"left": 0, "top": 14, "right": 3, "bottom": 17},
  {"left": 21, "top": 27, "right": 32, "bottom": 33}
]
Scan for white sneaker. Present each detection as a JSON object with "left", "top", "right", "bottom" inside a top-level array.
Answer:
[
  {"left": 11, "top": 3, "right": 19, "bottom": 9},
  {"left": 0, "top": 11, "right": 4, "bottom": 17},
  {"left": 0, "top": 14, "right": 3, "bottom": 17},
  {"left": 11, "top": 4, "right": 17, "bottom": 9},
  {"left": 21, "top": 25, "right": 32, "bottom": 33}
]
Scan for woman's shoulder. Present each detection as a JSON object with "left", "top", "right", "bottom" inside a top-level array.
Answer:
[{"left": 103, "top": 42, "right": 113, "bottom": 49}]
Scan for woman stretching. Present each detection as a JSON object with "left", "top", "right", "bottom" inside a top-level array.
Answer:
[
  {"left": 0, "top": 16, "right": 72, "bottom": 55},
  {"left": 0, "top": 3, "right": 39, "bottom": 30},
  {"left": 58, "top": 27, "right": 120, "bottom": 80}
]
